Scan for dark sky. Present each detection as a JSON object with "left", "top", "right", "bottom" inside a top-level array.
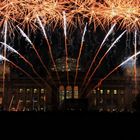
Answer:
[{"left": 1, "top": 23, "right": 140, "bottom": 81}]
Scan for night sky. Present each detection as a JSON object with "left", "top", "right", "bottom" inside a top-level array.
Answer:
[{"left": 0, "top": 22, "right": 140, "bottom": 86}]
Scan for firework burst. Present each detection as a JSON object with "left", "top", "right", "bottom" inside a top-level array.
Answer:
[{"left": 0, "top": 0, "right": 139, "bottom": 33}]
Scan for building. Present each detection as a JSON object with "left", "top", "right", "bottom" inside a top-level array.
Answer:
[
  {"left": 87, "top": 66, "right": 140, "bottom": 112},
  {"left": 0, "top": 63, "right": 10, "bottom": 110},
  {"left": 0, "top": 57, "right": 139, "bottom": 112}
]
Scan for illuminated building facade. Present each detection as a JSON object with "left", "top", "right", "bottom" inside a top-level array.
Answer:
[
  {"left": 0, "top": 63, "right": 10, "bottom": 110},
  {"left": 0, "top": 57, "right": 140, "bottom": 112},
  {"left": 7, "top": 78, "right": 52, "bottom": 111},
  {"left": 87, "top": 67, "right": 140, "bottom": 112}
]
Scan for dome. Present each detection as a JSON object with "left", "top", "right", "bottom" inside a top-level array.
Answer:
[{"left": 51, "top": 57, "right": 82, "bottom": 72}]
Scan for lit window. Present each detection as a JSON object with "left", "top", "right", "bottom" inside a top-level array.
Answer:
[
  {"left": 59, "top": 85, "right": 65, "bottom": 103},
  {"left": 66, "top": 86, "right": 72, "bottom": 99},
  {"left": 107, "top": 90, "right": 110, "bottom": 94},
  {"left": 74, "top": 86, "right": 78, "bottom": 99},
  {"left": 34, "top": 89, "right": 38, "bottom": 94},
  {"left": 26, "top": 89, "right": 30, "bottom": 93},
  {"left": 19, "top": 88, "right": 23, "bottom": 93},
  {"left": 100, "top": 90, "right": 103, "bottom": 94},
  {"left": 114, "top": 90, "right": 117, "bottom": 94},
  {"left": 41, "top": 89, "right": 45, "bottom": 94}
]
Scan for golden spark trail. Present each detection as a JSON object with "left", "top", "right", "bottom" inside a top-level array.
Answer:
[
  {"left": 63, "top": 11, "right": 69, "bottom": 85},
  {"left": 16, "top": 100, "right": 20, "bottom": 112},
  {"left": 134, "top": 29, "right": 137, "bottom": 96},
  {"left": 8, "top": 95, "right": 15, "bottom": 111},
  {"left": 17, "top": 26, "right": 56, "bottom": 85},
  {"left": 36, "top": 15, "right": 61, "bottom": 85},
  {"left": 81, "top": 23, "right": 116, "bottom": 88},
  {"left": 134, "top": 29, "right": 137, "bottom": 82},
  {"left": 0, "top": 55, "right": 42, "bottom": 87},
  {"left": 86, "top": 50, "right": 140, "bottom": 97},
  {"left": 2, "top": 20, "right": 7, "bottom": 106},
  {"left": 0, "top": 42, "right": 50, "bottom": 88},
  {"left": 82, "top": 30, "right": 126, "bottom": 94},
  {"left": 74, "top": 23, "right": 87, "bottom": 85}
]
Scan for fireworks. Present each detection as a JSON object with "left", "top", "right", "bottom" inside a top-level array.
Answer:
[
  {"left": 0, "top": 0, "right": 140, "bottom": 98},
  {"left": 0, "top": 0, "right": 140, "bottom": 33}
]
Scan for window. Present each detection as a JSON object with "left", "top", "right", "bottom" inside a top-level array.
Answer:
[
  {"left": 74, "top": 86, "right": 78, "bottom": 99},
  {"left": 41, "top": 89, "right": 45, "bottom": 94},
  {"left": 59, "top": 85, "right": 65, "bottom": 103},
  {"left": 107, "top": 90, "right": 110, "bottom": 94},
  {"left": 114, "top": 90, "right": 117, "bottom": 95},
  {"left": 34, "top": 88, "right": 38, "bottom": 94},
  {"left": 26, "top": 88, "right": 30, "bottom": 93},
  {"left": 100, "top": 90, "right": 103, "bottom": 94},
  {"left": 19, "top": 88, "right": 23, "bottom": 93},
  {"left": 66, "top": 86, "right": 72, "bottom": 99}
]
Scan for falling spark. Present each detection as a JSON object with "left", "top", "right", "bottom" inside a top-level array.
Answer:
[
  {"left": 0, "top": 55, "right": 9, "bottom": 62},
  {"left": 17, "top": 26, "right": 33, "bottom": 45},
  {"left": 36, "top": 15, "right": 61, "bottom": 84},
  {"left": 81, "top": 23, "right": 87, "bottom": 43},
  {"left": 87, "top": 50, "right": 140, "bottom": 97},
  {"left": 36, "top": 15, "right": 47, "bottom": 39},
  {"left": 63, "top": 11, "right": 69, "bottom": 85},
  {"left": 0, "top": 42, "right": 19, "bottom": 54},
  {"left": 74, "top": 23, "right": 87, "bottom": 85},
  {"left": 8, "top": 95, "right": 15, "bottom": 111},
  {"left": 81, "top": 23, "right": 116, "bottom": 88},
  {"left": 0, "top": 55, "right": 42, "bottom": 87},
  {"left": 16, "top": 100, "right": 21, "bottom": 112},
  {"left": 17, "top": 26, "right": 55, "bottom": 85},
  {"left": 0, "top": 42, "right": 50, "bottom": 88},
  {"left": 63, "top": 11, "right": 67, "bottom": 37},
  {"left": 134, "top": 29, "right": 137, "bottom": 82},
  {"left": 2, "top": 20, "right": 7, "bottom": 105},
  {"left": 134, "top": 29, "right": 137, "bottom": 96},
  {"left": 83, "top": 30, "right": 126, "bottom": 94}
]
